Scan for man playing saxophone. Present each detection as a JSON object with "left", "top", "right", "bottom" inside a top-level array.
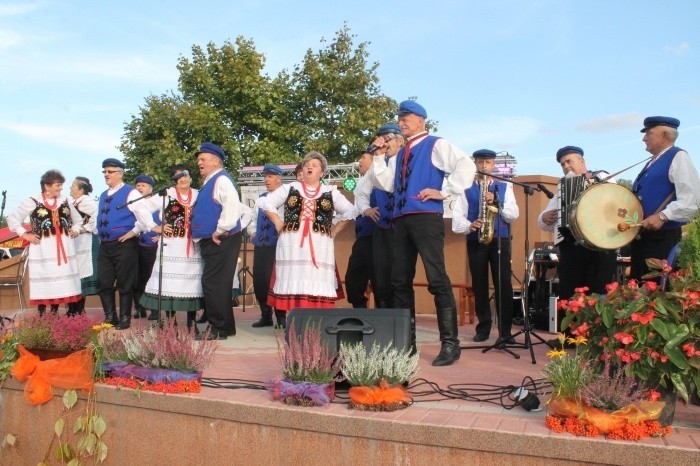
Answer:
[{"left": 452, "top": 149, "right": 520, "bottom": 343}]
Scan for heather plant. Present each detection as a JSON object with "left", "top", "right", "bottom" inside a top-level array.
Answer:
[
  {"left": 101, "top": 319, "right": 217, "bottom": 373},
  {"left": 277, "top": 321, "right": 341, "bottom": 383},
  {"left": 340, "top": 341, "right": 419, "bottom": 387},
  {"left": 13, "top": 314, "right": 53, "bottom": 349},
  {"left": 580, "top": 359, "right": 648, "bottom": 411},
  {"left": 12, "top": 313, "right": 101, "bottom": 351}
]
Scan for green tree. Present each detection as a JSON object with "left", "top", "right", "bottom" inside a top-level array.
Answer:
[{"left": 119, "top": 25, "right": 397, "bottom": 185}]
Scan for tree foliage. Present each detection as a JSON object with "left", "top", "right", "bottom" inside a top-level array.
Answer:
[{"left": 119, "top": 24, "right": 397, "bottom": 186}]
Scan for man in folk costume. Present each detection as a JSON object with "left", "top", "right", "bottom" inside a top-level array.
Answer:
[
  {"left": 191, "top": 142, "right": 243, "bottom": 341},
  {"left": 131, "top": 174, "right": 160, "bottom": 320},
  {"left": 631, "top": 116, "right": 700, "bottom": 279},
  {"left": 368, "top": 100, "right": 476, "bottom": 366},
  {"left": 249, "top": 163, "right": 284, "bottom": 328},
  {"left": 96, "top": 158, "right": 158, "bottom": 330},
  {"left": 452, "top": 149, "right": 519, "bottom": 344}
]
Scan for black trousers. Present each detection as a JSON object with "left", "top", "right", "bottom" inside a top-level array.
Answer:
[
  {"left": 134, "top": 245, "right": 157, "bottom": 311},
  {"left": 630, "top": 228, "right": 681, "bottom": 281},
  {"left": 200, "top": 233, "right": 242, "bottom": 335},
  {"left": 345, "top": 235, "right": 376, "bottom": 308},
  {"left": 372, "top": 226, "right": 394, "bottom": 308},
  {"left": 97, "top": 238, "right": 139, "bottom": 308},
  {"left": 557, "top": 238, "right": 617, "bottom": 300},
  {"left": 253, "top": 244, "right": 276, "bottom": 314},
  {"left": 391, "top": 214, "right": 455, "bottom": 311},
  {"left": 467, "top": 238, "right": 513, "bottom": 337}
]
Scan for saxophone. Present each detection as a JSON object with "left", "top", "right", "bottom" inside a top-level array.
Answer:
[{"left": 477, "top": 179, "right": 498, "bottom": 244}]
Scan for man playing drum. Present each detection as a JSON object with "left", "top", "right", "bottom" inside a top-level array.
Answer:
[{"left": 537, "top": 146, "right": 618, "bottom": 329}]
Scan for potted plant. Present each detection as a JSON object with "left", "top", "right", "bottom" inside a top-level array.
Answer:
[
  {"left": 267, "top": 322, "right": 341, "bottom": 407},
  {"left": 542, "top": 334, "right": 672, "bottom": 439},
  {"left": 9, "top": 313, "right": 103, "bottom": 359},
  {"left": 97, "top": 319, "right": 218, "bottom": 394},
  {"left": 339, "top": 341, "right": 418, "bottom": 411}
]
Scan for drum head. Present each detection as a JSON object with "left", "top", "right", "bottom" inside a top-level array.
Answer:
[{"left": 570, "top": 183, "right": 642, "bottom": 250}]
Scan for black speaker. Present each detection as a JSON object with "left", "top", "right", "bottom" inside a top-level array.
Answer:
[{"left": 285, "top": 308, "right": 412, "bottom": 353}]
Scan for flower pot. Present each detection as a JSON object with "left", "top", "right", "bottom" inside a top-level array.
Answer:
[
  {"left": 26, "top": 347, "right": 74, "bottom": 360},
  {"left": 656, "top": 385, "right": 677, "bottom": 426}
]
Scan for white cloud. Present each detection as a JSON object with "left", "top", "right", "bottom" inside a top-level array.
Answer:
[
  {"left": 575, "top": 113, "right": 644, "bottom": 133},
  {"left": 0, "top": 2, "right": 42, "bottom": 16},
  {"left": 0, "top": 121, "right": 120, "bottom": 153},
  {"left": 442, "top": 115, "right": 545, "bottom": 151},
  {"left": 664, "top": 41, "right": 690, "bottom": 56}
]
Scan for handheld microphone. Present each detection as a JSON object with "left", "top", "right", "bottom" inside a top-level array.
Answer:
[
  {"left": 171, "top": 170, "right": 190, "bottom": 182},
  {"left": 1, "top": 191, "right": 6, "bottom": 210},
  {"left": 366, "top": 133, "right": 396, "bottom": 153},
  {"left": 537, "top": 183, "right": 554, "bottom": 199}
]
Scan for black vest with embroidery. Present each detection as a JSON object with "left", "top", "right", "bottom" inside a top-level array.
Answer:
[{"left": 282, "top": 186, "right": 334, "bottom": 236}]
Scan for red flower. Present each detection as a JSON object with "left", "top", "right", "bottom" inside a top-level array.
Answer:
[
  {"left": 571, "top": 322, "right": 589, "bottom": 337},
  {"left": 574, "top": 286, "right": 590, "bottom": 294},
  {"left": 648, "top": 389, "right": 661, "bottom": 401},
  {"left": 614, "top": 332, "right": 635, "bottom": 345},
  {"left": 682, "top": 342, "right": 697, "bottom": 358},
  {"left": 644, "top": 281, "right": 658, "bottom": 292},
  {"left": 605, "top": 282, "right": 619, "bottom": 294}
]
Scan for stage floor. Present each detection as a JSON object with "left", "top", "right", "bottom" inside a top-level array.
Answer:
[{"left": 2, "top": 305, "right": 699, "bottom": 465}]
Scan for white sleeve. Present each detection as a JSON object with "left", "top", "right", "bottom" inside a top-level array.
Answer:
[
  {"left": 500, "top": 183, "right": 519, "bottom": 223},
  {"left": 451, "top": 192, "right": 471, "bottom": 234}
]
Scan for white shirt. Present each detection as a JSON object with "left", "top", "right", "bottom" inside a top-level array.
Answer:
[
  {"left": 649, "top": 147, "right": 700, "bottom": 223},
  {"left": 368, "top": 133, "right": 476, "bottom": 202},
  {"left": 452, "top": 180, "right": 519, "bottom": 234}
]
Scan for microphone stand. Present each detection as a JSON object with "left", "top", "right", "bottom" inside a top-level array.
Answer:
[
  {"left": 0, "top": 191, "right": 6, "bottom": 227},
  {"left": 117, "top": 184, "right": 169, "bottom": 327}
]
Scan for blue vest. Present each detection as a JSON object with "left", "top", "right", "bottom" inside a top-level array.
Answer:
[
  {"left": 374, "top": 157, "right": 394, "bottom": 230},
  {"left": 465, "top": 181, "right": 510, "bottom": 241},
  {"left": 97, "top": 185, "right": 137, "bottom": 242},
  {"left": 393, "top": 136, "right": 444, "bottom": 217},
  {"left": 191, "top": 170, "right": 241, "bottom": 238},
  {"left": 355, "top": 212, "right": 375, "bottom": 238},
  {"left": 632, "top": 146, "right": 683, "bottom": 230},
  {"left": 138, "top": 211, "right": 160, "bottom": 247},
  {"left": 251, "top": 192, "right": 280, "bottom": 247}
]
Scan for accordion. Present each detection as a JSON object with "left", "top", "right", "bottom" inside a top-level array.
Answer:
[{"left": 555, "top": 174, "right": 595, "bottom": 244}]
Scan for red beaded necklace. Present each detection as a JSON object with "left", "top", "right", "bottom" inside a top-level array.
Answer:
[
  {"left": 42, "top": 193, "right": 58, "bottom": 209},
  {"left": 301, "top": 183, "right": 321, "bottom": 198}
]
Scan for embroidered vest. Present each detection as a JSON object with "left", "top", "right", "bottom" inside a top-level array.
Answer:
[
  {"left": 393, "top": 136, "right": 444, "bottom": 217},
  {"left": 282, "top": 186, "right": 334, "bottom": 236},
  {"left": 632, "top": 146, "right": 683, "bottom": 230},
  {"left": 191, "top": 171, "right": 241, "bottom": 238},
  {"left": 97, "top": 185, "right": 136, "bottom": 242},
  {"left": 30, "top": 198, "right": 73, "bottom": 237}
]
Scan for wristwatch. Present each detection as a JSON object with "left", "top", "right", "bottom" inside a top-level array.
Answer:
[{"left": 658, "top": 212, "right": 668, "bottom": 222}]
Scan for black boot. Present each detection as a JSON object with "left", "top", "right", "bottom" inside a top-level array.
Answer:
[
  {"left": 100, "top": 293, "right": 119, "bottom": 326},
  {"left": 252, "top": 307, "right": 274, "bottom": 328},
  {"left": 409, "top": 308, "right": 417, "bottom": 355},
  {"left": 50, "top": 304, "right": 59, "bottom": 315},
  {"left": 116, "top": 294, "right": 132, "bottom": 330},
  {"left": 38, "top": 304, "right": 46, "bottom": 316},
  {"left": 66, "top": 301, "right": 80, "bottom": 317},
  {"left": 195, "top": 309, "right": 208, "bottom": 324},
  {"left": 147, "top": 309, "right": 159, "bottom": 321},
  {"left": 186, "top": 311, "right": 200, "bottom": 335},
  {"left": 133, "top": 292, "right": 146, "bottom": 319},
  {"left": 274, "top": 310, "right": 286, "bottom": 329},
  {"left": 432, "top": 307, "right": 461, "bottom": 366},
  {"left": 77, "top": 297, "right": 86, "bottom": 315}
]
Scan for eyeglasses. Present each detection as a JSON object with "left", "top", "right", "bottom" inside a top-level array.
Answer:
[{"left": 102, "top": 170, "right": 120, "bottom": 174}]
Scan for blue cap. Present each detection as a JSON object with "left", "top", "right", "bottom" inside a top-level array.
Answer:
[
  {"left": 134, "top": 174, "right": 155, "bottom": 186},
  {"left": 262, "top": 163, "right": 282, "bottom": 176},
  {"left": 102, "top": 158, "right": 125, "bottom": 169},
  {"left": 377, "top": 123, "right": 402, "bottom": 136},
  {"left": 556, "top": 146, "right": 584, "bottom": 162},
  {"left": 472, "top": 149, "right": 497, "bottom": 159},
  {"left": 195, "top": 141, "right": 226, "bottom": 161},
  {"left": 397, "top": 100, "right": 427, "bottom": 119},
  {"left": 640, "top": 116, "right": 680, "bottom": 133}
]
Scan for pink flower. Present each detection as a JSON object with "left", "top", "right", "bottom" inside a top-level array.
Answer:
[
  {"left": 587, "top": 298, "right": 597, "bottom": 306},
  {"left": 644, "top": 281, "right": 658, "bottom": 292},
  {"left": 605, "top": 282, "right": 619, "bottom": 294},
  {"left": 682, "top": 343, "right": 697, "bottom": 358},
  {"left": 648, "top": 389, "right": 661, "bottom": 401},
  {"left": 571, "top": 322, "right": 589, "bottom": 337},
  {"left": 574, "top": 286, "right": 590, "bottom": 294}
]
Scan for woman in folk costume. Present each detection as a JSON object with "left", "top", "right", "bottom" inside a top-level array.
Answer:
[
  {"left": 140, "top": 165, "right": 204, "bottom": 331},
  {"left": 260, "top": 151, "right": 356, "bottom": 312},
  {"left": 7, "top": 169, "right": 83, "bottom": 315},
  {"left": 69, "top": 176, "right": 99, "bottom": 314}
]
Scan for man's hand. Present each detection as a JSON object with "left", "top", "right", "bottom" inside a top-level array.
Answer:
[
  {"left": 363, "top": 207, "right": 380, "bottom": 222},
  {"left": 641, "top": 213, "right": 666, "bottom": 231},
  {"left": 211, "top": 231, "right": 222, "bottom": 245},
  {"left": 416, "top": 188, "right": 444, "bottom": 202},
  {"left": 469, "top": 219, "right": 483, "bottom": 233},
  {"left": 542, "top": 210, "right": 557, "bottom": 226},
  {"left": 118, "top": 231, "right": 136, "bottom": 242}
]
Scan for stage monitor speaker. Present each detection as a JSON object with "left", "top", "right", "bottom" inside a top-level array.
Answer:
[
  {"left": 549, "top": 296, "right": 559, "bottom": 334},
  {"left": 285, "top": 308, "right": 411, "bottom": 353}
]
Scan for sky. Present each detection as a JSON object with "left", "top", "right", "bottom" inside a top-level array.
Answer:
[{"left": 1, "top": 0, "right": 699, "bottom": 211}]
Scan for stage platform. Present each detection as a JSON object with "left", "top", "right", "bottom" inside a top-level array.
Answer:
[{"left": 1, "top": 306, "right": 699, "bottom": 465}]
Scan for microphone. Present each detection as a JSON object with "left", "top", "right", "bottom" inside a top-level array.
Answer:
[
  {"left": 537, "top": 183, "right": 554, "bottom": 199},
  {"left": 366, "top": 133, "right": 396, "bottom": 153},
  {"left": 1, "top": 191, "right": 6, "bottom": 210},
  {"left": 171, "top": 170, "right": 190, "bottom": 182}
]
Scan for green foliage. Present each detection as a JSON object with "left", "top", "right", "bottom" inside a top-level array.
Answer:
[
  {"left": 0, "top": 331, "right": 18, "bottom": 381},
  {"left": 48, "top": 389, "right": 108, "bottom": 464},
  {"left": 339, "top": 341, "right": 419, "bottom": 387},
  {"left": 120, "top": 24, "right": 400, "bottom": 182},
  {"left": 678, "top": 213, "right": 700, "bottom": 282},
  {"left": 542, "top": 337, "right": 594, "bottom": 400}
]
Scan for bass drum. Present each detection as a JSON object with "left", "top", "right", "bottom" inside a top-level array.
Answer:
[{"left": 568, "top": 183, "right": 642, "bottom": 251}]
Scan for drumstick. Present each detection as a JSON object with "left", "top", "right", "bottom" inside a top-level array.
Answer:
[{"left": 617, "top": 222, "right": 642, "bottom": 232}]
